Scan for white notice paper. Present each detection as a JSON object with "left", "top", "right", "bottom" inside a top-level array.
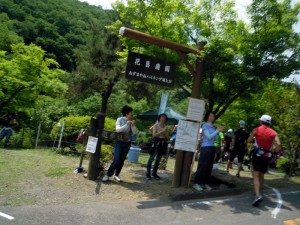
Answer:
[
  {"left": 174, "top": 120, "right": 200, "bottom": 152},
  {"left": 86, "top": 136, "right": 98, "bottom": 154},
  {"left": 186, "top": 98, "right": 205, "bottom": 122}
]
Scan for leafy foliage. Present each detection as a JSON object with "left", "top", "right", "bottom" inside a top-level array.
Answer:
[
  {"left": 0, "top": 0, "right": 113, "bottom": 71},
  {"left": 49, "top": 116, "right": 116, "bottom": 141},
  {"left": 112, "top": 0, "right": 300, "bottom": 119},
  {"left": 0, "top": 43, "right": 68, "bottom": 114}
]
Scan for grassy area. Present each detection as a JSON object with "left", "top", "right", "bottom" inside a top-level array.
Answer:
[
  {"left": 0, "top": 148, "right": 299, "bottom": 207},
  {"left": 127, "top": 152, "right": 176, "bottom": 172},
  {"left": 0, "top": 148, "right": 81, "bottom": 206}
]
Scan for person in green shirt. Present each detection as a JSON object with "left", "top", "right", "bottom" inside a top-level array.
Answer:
[{"left": 214, "top": 130, "right": 224, "bottom": 163}]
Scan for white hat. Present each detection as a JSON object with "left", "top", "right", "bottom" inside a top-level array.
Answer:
[
  {"left": 260, "top": 115, "right": 272, "bottom": 124},
  {"left": 239, "top": 120, "right": 245, "bottom": 128},
  {"left": 228, "top": 129, "right": 233, "bottom": 133}
]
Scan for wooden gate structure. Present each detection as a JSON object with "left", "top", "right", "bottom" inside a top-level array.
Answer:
[{"left": 87, "top": 27, "right": 206, "bottom": 187}]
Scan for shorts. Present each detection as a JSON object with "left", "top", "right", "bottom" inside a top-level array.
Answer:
[
  {"left": 252, "top": 155, "right": 271, "bottom": 173},
  {"left": 229, "top": 148, "right": 246, "bottom": 163}
]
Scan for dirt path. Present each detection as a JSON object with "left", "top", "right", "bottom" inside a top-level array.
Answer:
[{"left": 1, "top": 149, "right": 299, "bottom": 207}]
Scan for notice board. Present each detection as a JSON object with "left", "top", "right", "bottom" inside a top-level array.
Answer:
[{"left": 174, "top": 120, "right": 200, "bottom": 152}]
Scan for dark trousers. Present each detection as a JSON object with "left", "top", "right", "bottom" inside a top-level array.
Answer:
[
  {"left": 194, "top": 146, "right": 216, "bottom": 185},
  {"left": 107, "top": 141, "right": 131, "bottom": 177},
  {"left": 146, "top": 150, "right": 163, "bottom": 176},
  {"left": 0, "top": 128, "right": 13, "bottom": 146}
]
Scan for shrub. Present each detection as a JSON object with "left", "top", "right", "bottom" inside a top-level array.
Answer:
[
  {"left": 50, "top": 116, "right": 91, "bottom": 141},
  {"left": 50, "top": 116, "right": 117, "bottom": 142},
  {"left": 100, "top": 144, "right": 114, "bottom": 169},
  {"left": 277, "top": 157, "right": 291, "bottom": 174},
  {"left": 11, "top": 128, "right": 35, "bottom": 148},
  {"left": 104, "top": 117, "right": 116, "bottom": 131}
]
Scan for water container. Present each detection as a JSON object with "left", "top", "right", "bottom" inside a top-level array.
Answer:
[{"left": 128, "top": 146, "right": 141, "bottom": 163}]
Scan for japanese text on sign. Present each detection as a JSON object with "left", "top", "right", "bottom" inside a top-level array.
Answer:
[
  {"left": 174, "top": 120, "right": 200, "bottom": 152},
  {"left": 125, "top": 51, "right": 176, "bottom": 87},
  {"left": 86, "top": 136, "right": 98, "bottom": 154}
]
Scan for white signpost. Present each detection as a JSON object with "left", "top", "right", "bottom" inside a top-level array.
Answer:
[{"left": 86, "top": 136, "right": 98, "bottom": 154}]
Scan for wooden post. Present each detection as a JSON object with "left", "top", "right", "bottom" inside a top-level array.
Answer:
[
  {"left": 87, "top": 113, "right": 106, "bottom": 180},
  {"left": 180, "top": 41, "right": 207, "bottom": 187}
]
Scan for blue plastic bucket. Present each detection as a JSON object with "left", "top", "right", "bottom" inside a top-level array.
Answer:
[{"left": 128, "top": 146, "right": 141, "bottom": 163}]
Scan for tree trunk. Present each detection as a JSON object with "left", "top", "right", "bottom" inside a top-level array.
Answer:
[
  {"left": 288, "top": 143, "right": 296, "bottom": 177},
  {"left": 100, "top": 73, "right": 122, "bottom": 113}
]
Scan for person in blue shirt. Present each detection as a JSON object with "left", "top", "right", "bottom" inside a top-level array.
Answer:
[{"left": 193, "top": 111, "right": 224, "bottom": 191}]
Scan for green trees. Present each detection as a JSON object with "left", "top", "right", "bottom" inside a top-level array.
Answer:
[
  {"left": 219, "top": 80, "right": 300, "bottom": 176},
  {"left": 112, "top": 0, "right": 300, "bottom": 119},
  {"left": 0, "top": 43, "right": 67, "bottom": 115},
  {"left": 0, "top": 13, "right": 23, "bottom": 51},
  {"left": 258, "top": 81, "right": 300, "bottom": 176},
  {"left": 0, "top": 0, "right": 298, "bottom": 161},
  {"left": 68, "top": 24, "right": 124, "bottom": 114},
  {"left": 0, "top": 0, "right": 112, "bottom": 71}
]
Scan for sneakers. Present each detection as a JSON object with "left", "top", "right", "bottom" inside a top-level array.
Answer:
[
  {"left": 146, "top": 175, "right": 152, "bottom": 180},
  {"left": 193, "top": 184, "right": 203, "bottom": 191},
  {"left": 102, "top": 175, "right": 122, "bottom": 182},
  {"left": 236, "top": 173, "right": 240, "bottom": 178},
  {"left": 114, "top": 175, "right": 121, "bottom": 182},
  {"left": 202, "top": 184, "right": 212, "bottom": 191},
  {"left": 152, "top": 174, "right": 160, "bottom": 180},
  {"left": 102, "top": 175, "right": 109, "bottom": 182},
  {"left": 252, "top": 195, "right": 263, "bottom": 207}
]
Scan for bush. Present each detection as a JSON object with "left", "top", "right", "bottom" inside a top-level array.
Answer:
[
  {"left": 100, "top": 144, "right": 114, "bottom": 168},
  {"left": 104, "top": 117, "right": 116, "bottom": 131},
  {"left": 50, "top": 116, "right": 117, "bottom": 141},
  {"left": 11, "top": 128, "right": 35, "bottom": 148},
  {"left": 50, "top": 116, "right": 91, "bottom": 142},
  {"left": 277, "top": 157, "right": 294, "bottom": 174}
]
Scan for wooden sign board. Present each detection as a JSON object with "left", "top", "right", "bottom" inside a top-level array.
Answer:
[{"left": 125, "top": 51, "right": 176, "bottom": 87}]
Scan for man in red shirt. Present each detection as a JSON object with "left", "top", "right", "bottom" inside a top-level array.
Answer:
[{"left": 247, "top": 115, "right": 281, "bottom": 207}]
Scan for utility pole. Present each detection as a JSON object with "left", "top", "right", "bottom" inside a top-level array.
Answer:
[{"left": 119, "top": 27, "right": 206, "bottom": 187}]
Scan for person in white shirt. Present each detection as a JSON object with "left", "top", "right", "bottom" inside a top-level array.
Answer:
[{"left": 102, "top": 106, "right": 136, "bottom": 182}]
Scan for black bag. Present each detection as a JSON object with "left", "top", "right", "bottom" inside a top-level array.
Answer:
[{"left": 149, "top": 138, "right": 168, "bottom": 155}]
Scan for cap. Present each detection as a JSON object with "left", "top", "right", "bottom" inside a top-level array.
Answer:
[
  {"left": 260, "top": 115, "right": 272, "bottom": 124},
  {"left": 228, "top": 129, "right": 233, "bottom": 133},
  {"left": 239, "top": 120, "right": 245, "bottom": 128}
]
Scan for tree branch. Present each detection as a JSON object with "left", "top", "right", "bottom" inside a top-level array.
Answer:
[
  {"left": 0, "top": 85, "right": 28, "bottom": 111},
  {"left": 215, "top": 88, "right": 245, "bottom": 120},
  {"left": 177, "top": 79, "right": 192, "bottom": 95},
  {"left": 214, "top": 82, "right": 233, "bottom": 114}
]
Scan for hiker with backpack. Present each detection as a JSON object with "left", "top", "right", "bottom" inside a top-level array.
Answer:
[{"left": 226, "top": 120, "right": 249, "bottom": 177}]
